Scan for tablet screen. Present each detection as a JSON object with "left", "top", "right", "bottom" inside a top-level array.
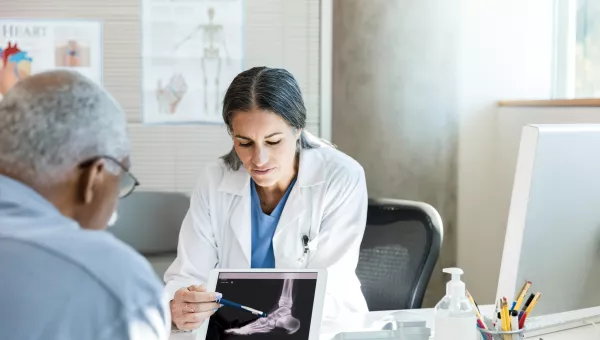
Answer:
[{"left": 206, "top": 272, "right": 318, "bottom": 340}]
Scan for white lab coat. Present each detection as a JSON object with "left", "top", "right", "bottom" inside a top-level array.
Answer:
[{"left": 164, "top": 145, "right": 369, "bottom": 321}]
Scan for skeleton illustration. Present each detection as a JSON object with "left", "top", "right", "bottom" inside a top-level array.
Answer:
[
  {"left": 174, "top": 7, "right": 230, "bottom": 116},
  {"left": 225, "top": 279, "right": 300, "bottom": 335}
]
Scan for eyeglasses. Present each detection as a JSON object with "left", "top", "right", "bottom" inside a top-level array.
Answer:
[{"left": 79, "top": 155, "right": 140, "bottom": 199}]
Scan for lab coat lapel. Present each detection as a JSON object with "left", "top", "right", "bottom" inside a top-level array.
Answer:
[
  {"left": 218, "top": 168, "right": 251, "bottom": 266},
  {"left": 273, "top": 185, "right": 305, "bottom": 236},
  {"left": 217, "top": 149, "right": 327, "bottom": 267},
  {"left": 274, "top": 149, "right": 326, "bottom": 238}
]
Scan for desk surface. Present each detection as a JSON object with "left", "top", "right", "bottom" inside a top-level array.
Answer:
[
  {"left": 169, "top": 307, "right": 472, "bottom": 340},
  {"left": 170, "top": 305, "right": 600, "bottom": 340}
]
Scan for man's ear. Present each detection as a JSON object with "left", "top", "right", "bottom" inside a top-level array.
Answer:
[{"left": 79, "top": 159, "right": 105, "bottom": 204}]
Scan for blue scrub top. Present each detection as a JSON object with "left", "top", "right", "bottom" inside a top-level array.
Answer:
[{"left": 250, "top": 177, "right": 297, "bottom": 268}]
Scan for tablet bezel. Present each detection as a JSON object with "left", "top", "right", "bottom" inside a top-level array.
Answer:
[{"left": 195, "top": 268, "right": 328, "bottom": 340}]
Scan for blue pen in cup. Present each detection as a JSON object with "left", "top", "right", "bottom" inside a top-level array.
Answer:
[{"left": 216, "top": 293, "right": 268, "bottom": 318}]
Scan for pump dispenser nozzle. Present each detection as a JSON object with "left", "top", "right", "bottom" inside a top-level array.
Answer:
[
  {"left": 443, "top": 267, "right": 464, "bottom": 280},
  {"left": 443, "top": 268, "right": 466, "bottom": 297}
]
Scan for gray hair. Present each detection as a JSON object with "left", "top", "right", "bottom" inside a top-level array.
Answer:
[
  {"left": 0, "top": 70, "right": 130, "bottom": 186},
  {"left": 221, "top": 66, "right": 324, "bottom": 171}
]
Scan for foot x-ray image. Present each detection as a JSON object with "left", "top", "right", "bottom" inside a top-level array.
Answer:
[{"left": 207, "top": 273, "right": 317, "bottom": 340}]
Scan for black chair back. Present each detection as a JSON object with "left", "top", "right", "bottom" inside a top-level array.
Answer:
[{"left": 356, "top": 198, "right": 443, "bottom": 311}]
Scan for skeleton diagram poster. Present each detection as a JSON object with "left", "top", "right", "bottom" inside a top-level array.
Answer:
[
  {"left": 0, "top": 19, "right": 102, "bottom": 101},
  {"left": 141, "top": 0, "right": 244, "bottom": 124}
]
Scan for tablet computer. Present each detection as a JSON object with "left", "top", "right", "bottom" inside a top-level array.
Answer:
[{"left": 196, "top": 269, "right": 327, "bottom": 340}]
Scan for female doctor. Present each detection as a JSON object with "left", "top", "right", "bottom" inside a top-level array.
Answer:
[{"left": 165, "top": 67, "right": 369, "bottom": 331}]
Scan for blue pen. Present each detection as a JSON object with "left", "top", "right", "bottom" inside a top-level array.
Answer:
[{"left": 217, "top": 297, "right": 268, "bottom": 318}]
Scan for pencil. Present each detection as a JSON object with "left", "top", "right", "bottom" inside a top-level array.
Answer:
[
  {"left": 501, "top": 299, "right": 510, "bottom": 331},
  {"left": 520, "top": 293, "right": 542, "bottom": 329},
  {"left": 501, "top": 299, "right": 510, "bottom": 340},
  {"left": 521, "top": 294, "right": 535, "bottom": 312},
  {"left": 519, "top": 293, "right": 535, "bottom": 321},
  {"left": 514, "top": 281, "right": 532, "bottom": 311},
  {"left": 466, "top": 290, "right": 487, "bottom": 329},
  {"left": 524, "top": 292, "right": 541, "bottom": 316}
]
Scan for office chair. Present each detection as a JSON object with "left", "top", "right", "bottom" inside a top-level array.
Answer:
[
  {"left": 108, "top": 191, "right": 189, "bottom": 277},
  {"left": 356, "top": 198, "right": 443, "bottom": 311}
]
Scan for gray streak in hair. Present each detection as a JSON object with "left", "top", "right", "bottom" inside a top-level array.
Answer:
[{"left": 221, "top": 66, "right": 325, "bottom": 171}]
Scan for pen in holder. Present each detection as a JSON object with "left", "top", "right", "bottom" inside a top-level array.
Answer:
[
  {"left": 467, "top": 280, "right": 541, "bottom": 340},
  {"left": 476, "top": 314, "right": 526, "bottom": 340},
  {"left": 480, "top": 292, "right": 541, "bottom": 340},
  {"left": 476, "top": 326, "right": 525, "bottom": 340}
]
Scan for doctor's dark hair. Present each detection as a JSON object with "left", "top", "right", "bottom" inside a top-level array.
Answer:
[{"left": 221, "top": 66, "right": 321, "bottom": 171}]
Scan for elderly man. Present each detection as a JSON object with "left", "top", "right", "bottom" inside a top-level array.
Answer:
[{"left": 0, "top": 70, "right": 170, "bottom": 339}]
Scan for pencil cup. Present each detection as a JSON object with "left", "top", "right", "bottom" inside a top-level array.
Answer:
[{"left": 476, "top": 327, "right": 525, "bottom": 340}]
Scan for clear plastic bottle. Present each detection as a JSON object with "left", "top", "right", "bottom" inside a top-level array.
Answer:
[{"left": 434, "top": 268, "right": 477, "bottom": 340}]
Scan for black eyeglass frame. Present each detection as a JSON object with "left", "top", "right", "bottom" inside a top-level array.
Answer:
[{"left": 79, "top": 155, "right": 140, "bottom": 199}]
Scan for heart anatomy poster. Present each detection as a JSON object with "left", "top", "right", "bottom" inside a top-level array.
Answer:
[
  {"left": 0, "top": 19, "right": 102, "bottom": 101},
  {"left": 141, "top": 0, "right": 244, "bottom": 124}
]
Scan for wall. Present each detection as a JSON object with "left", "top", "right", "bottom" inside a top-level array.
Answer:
[
  {"left": 332, "top": 0, "right": 558, "bottom": 305},
  {"left": 332, "top": 0, "right": 460, "bottom": 306},
  {"left": 456, "top": 0, "right": 555, "bottom": 302},
  {"left": 1, "top": 0, "right": 322, "bottom": 193}
]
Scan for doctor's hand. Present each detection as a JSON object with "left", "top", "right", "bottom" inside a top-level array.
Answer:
[{"left": 170, "top": 284, "right": 222, "bottom": 331}]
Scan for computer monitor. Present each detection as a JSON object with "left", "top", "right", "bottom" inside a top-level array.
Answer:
[{"left": 497, "top": 124, "right": 600, "bottom": 316}]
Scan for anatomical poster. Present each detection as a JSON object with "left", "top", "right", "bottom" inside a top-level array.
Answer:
[
  {"left": 0, "top": 19, "right": 102, "bottom": 101},
  {"left": 141, "top": 0, "right": 244, "bottom": 124}
]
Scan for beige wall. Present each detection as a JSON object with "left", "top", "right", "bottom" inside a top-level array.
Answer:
[
  {"left": 332, "top": 0, "right": 559, "bottom": 305},
  {"left": 332, "top": 0, "right": 460, "bottom": 306},
  {"left": 1, "top": 0, "right": 322, "bottom": 193}
]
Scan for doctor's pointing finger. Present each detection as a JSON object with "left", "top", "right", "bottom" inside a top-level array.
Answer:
[
  {"left": 170, "top": 285, "right": 221, "bottom": 330},
  {"left": 164, "top": 67, "right": 369, "bottom": 330}
]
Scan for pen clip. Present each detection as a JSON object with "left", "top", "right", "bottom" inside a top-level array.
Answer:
[
  {"left": 297, "top": 235, "right": 311, "bottom": 264},
  {"left": 302, "top": 235, "right": 310, "bottom": 254}
]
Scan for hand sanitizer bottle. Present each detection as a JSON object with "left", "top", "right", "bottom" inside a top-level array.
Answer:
[{"left": 434, "top": 268, "right": 476, "bottom": 340}]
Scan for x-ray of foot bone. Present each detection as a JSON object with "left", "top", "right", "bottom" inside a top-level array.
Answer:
[{"left": 225, "top": 279, "right": 300, "bottom": 335}]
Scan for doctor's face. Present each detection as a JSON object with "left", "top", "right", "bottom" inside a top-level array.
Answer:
[{"left": 231, "top": 109, "right": 300, "bottom": 188}]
